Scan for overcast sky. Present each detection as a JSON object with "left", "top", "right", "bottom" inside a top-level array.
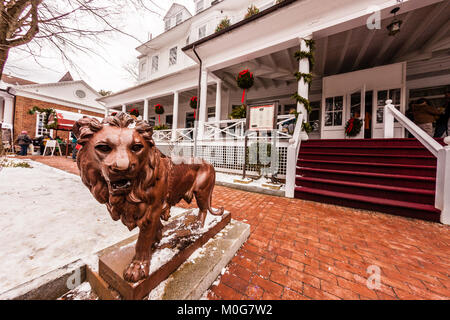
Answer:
[{"left": 4, "top": 1, "right": 195, "bottom": 93}]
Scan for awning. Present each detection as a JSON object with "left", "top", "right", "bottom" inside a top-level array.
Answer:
[
  {"left": 52, "top": 110, "right": 103, "bottom": 131},
  {"left": 56, "top": 116, "right": 75, "bottom": 131}
]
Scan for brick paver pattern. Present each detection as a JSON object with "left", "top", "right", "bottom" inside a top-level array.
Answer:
[{"left": 25, "top": 156, "right": 450, "bottom": 300}]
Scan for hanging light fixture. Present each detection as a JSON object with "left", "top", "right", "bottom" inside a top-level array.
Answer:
[{"left": 387, "top": 7, "right": 402, "bottom": 36}]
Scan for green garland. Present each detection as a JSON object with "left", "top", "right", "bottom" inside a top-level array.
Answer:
[
  {"left": 292, "top": 39, "right": 315, "bottom": 129},
  {"left": 28, "top": 107, "right": 58, "bottom": 130}
]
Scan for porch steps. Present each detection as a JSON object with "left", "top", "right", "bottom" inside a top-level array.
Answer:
[{"left": 294, "top": 138, "right": 444, "bottom": 222}]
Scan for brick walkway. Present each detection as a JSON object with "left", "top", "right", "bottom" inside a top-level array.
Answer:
[{"left": 25, "top": 156, "right": 450, "bottom": 300}]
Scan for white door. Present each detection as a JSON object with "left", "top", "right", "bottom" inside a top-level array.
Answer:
[{"left": 321, "top": 95, "right": 345, "bottom": 139}]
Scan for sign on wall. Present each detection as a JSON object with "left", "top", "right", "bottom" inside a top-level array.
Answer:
[{"left": 248, "top": 104, "right": 277, "bottom": 131}]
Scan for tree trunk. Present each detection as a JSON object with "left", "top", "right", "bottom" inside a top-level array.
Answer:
[
  {"left": 0, "top": 46, "right": 10, "bottom": 80},
  {"left": 0, "top": 47, "right": 10, "bottom": 156}
]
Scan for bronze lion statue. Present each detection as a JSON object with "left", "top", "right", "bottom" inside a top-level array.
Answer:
[{"left": 73, "top": 112, "right": 224, "bottom": 282}]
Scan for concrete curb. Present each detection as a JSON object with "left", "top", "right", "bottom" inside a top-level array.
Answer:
[{"left": 216, "top": 181, "right": 285, "bottom": 197}]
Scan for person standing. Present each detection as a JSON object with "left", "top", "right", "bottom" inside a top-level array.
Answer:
[
  {"left": 434, "top": 91, "right": 450, "bottom": 138},
  {"left": 15, "top": 131, "right": 32, "bottom": 156},
  {"left": 411, "top": 98, "right": 442, "bottom": 136},
  {"left": 71, "top": 134, "right": 78, "bottom": 162}
]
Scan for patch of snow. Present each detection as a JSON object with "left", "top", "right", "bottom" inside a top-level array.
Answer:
[
  {"left": 216, "top": 172, "right": 285, "bottom": 191},
  {"left": 0, "top": 160, "right": 138, "bottom": 293},
  {"left": 149, "top": 248, "right": 178, "bottom": 275},
  {"left": 148, "top": 278, "right": 168, "bottom": 300}
]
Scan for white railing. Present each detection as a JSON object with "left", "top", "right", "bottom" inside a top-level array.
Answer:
[
  {"left": 285, "top": 113, "right": 304, "bottom": 198},
  {"left": 153, "top": 128, "right": 194, "bottom": 143},
  {"left": 202, "top": 115, "right": 297, "bottom": 141},
  {"left": 384, "top": 99, "right": 450, "bottom": 225},
  {"left": 203, "top": 119, "right": 247, "bottom": 140}
]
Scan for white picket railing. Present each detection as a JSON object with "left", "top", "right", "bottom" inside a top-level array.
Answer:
[
  {"left": 384, "top": 99, "right": 450, "bottom": 225},
  {"left": 153, "top": 128, "right": 195, "bottom": 142},
  {"left": 201, "top": 115, "right": 297, "bottom": 141}
]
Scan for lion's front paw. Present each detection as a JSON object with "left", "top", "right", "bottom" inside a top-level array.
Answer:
[{"left": 123, "top": 260, "right": 149, "bottom": 283}]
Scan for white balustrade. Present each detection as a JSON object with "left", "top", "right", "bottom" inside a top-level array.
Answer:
[{"left": 384, "top": 99, "right": 449, "bottom": 225}]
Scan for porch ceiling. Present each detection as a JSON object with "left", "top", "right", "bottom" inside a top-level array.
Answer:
[
  {"left": 212, "top": 1, "right": 450, "bottom": 91},
  {"left": 315, "top": 1, "right": 450, "bottom": 77}
]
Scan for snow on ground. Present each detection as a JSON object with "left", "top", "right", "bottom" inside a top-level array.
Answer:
[
  {"left": 216, "top": 172, "right": 285, "bottom": 192},
  {"left": 0, "top": 160, "right": 138, "bottom": 294}
]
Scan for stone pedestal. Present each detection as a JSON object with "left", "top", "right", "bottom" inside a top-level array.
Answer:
[{"left": 96, "top": 210, "right": 232, "bottom": 300}]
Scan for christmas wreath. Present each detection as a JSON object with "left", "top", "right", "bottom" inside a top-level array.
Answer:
[
  {"left": 190, "top": 96, "right": 198, "bottom": 109},
  {"left": 154, "top": 104, "right": 164, "bottom": 124},
  {"left": 28, "top": 107, "right": 58, "bottom": 130},
  {"left": 237, "top": 69, "right": 254, "bottom": 103},
  {"left": 345, "top": 117, "right": 363, "bottom": 137},
  {"left": 130, "top": 108, "right": 139, "bottom": 117}
]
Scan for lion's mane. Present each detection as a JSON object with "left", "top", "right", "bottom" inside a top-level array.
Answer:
[{"left": 73, "top": 113, "right": 164, "bottom": 230}]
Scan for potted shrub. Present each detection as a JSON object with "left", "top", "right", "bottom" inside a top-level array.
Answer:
[
  {"left": 215, "top": 17, "right": 231, "bottom": 32},
  {"left": 244, "top": 5, "right": 259, "bottom": 19}
]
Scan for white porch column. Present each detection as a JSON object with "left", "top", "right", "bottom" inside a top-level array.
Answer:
[
  {"left": 198, "top": 68, "right": 208, "bottom": 139},
  {"left": 104, "top": 107, "right": 109, "bottom": 117},
  {"left": 3, "top": 97, "right": 14, "bottom": 125},
  {"left": 172, "top": 91, "right": 179, "bottom": 142},
  {"left": 297, "top": 37, "right": 312, "bottom": 140},
  {"left": 121, "top": 104, "right": 126, "bottom": 113},
  {"left": 143, "top": 99, "right": 149, "bottom": 121},
  {"left": 215, "top": 80, "right": 222, "bottom": 140},
  {"left": 297, "top": 37, "right": 310, "bottom": 117}
]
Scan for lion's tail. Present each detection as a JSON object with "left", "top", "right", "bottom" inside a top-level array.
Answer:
[
  {"left": 208, "top": 172, "right": 224, "bottom": 216},
  {"left": 208, "top": 205, "right": 225, "bottom": 216}
]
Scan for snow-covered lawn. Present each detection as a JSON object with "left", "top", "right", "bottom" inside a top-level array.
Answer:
[{"left": 0, "top": 160, "right": 138, "bottom": 294}]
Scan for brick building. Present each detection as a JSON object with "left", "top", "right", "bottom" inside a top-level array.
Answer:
[{"left": 0, "top": 72, "right": 105, "bottom": 146}]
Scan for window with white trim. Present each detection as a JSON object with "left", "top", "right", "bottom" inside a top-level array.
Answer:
[
  {"left": 151, "top": 55, "right": 159, "bottom": 73},
  {"left": 36, "top": 113, "right": 50, "bottom": 137},
  {"left": 324, "top": 96, "right": 343, "bottom": 127},
  {"left": 376, "top": 88, "right": 401, "bottom": 124},
  {"left": 175, "top": 12, "right": 183, "bottom": 25},
  {"left": 165, "top": 19, "right": 171, "bottom": 31},
  {"left": 169, "top": 47, "right": 177, "bottom": 66},
  {"left": 196, "top": 0, "right": 204, "bottom": 13},
  {"left": 198, "top": 25, "right": 206, "bottom": 40}
]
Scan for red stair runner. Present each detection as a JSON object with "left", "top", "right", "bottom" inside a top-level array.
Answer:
[{"left": 294, "top": 138, "right": 444, "bottom": 222}]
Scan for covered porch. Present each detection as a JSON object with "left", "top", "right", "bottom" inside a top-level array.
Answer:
[{"left": 98, "top": 0, "right": 450, "bottom": 221}]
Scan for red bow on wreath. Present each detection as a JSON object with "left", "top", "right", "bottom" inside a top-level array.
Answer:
[
  {"left": 346, "top": 118, "right": 354, "bottom": 134},
  {"left": 190, "top": 96, "right": 198, "bottom": 120}
]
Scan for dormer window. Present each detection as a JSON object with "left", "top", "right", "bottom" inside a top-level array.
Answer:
[
  {"left": 176, "top": 12, "right": 183, "bottom": 25},
  {"left": 169, "top": 47, "right": 177, "bottom": 66},
  {"left": 196, "top": 0, "right": 204, "bottom": 14},
  {"left": 198, "top": 25, "right": 206, "bottom": 40},
  {"left": 165, "top": 19, "right": 171, "bottom": 31},
  {"left": 151, "top": 55, "right": 159, "bottom": 73}
]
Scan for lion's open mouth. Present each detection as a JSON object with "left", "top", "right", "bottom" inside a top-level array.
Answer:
[{"left": 110, "top": 179, "right": 132, "bottom": 192}]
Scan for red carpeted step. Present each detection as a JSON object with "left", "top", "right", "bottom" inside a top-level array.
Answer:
[
  {"left": 296, "top": 176, "right": 435, "bottom": 205},
  {"left": 297, "top": 159, "right": 436, "bottom": 177},
  {"left": 294, "top": 138, "right": 442, "bottom": 222},
  {"left": 298, "top": 152, "right": 436, "bottom": 166},
  {"left": 297, "top": 167, "right": 436, "bottom": 190},
  {"left": 302, "top": 138, "right": 445, "bottom": 148},
  {"left": 294, "top": 187, "right": 440, "bottom": 222},
  {"left": 300, "top": 145, "right": 434, "bottom": 156}
]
